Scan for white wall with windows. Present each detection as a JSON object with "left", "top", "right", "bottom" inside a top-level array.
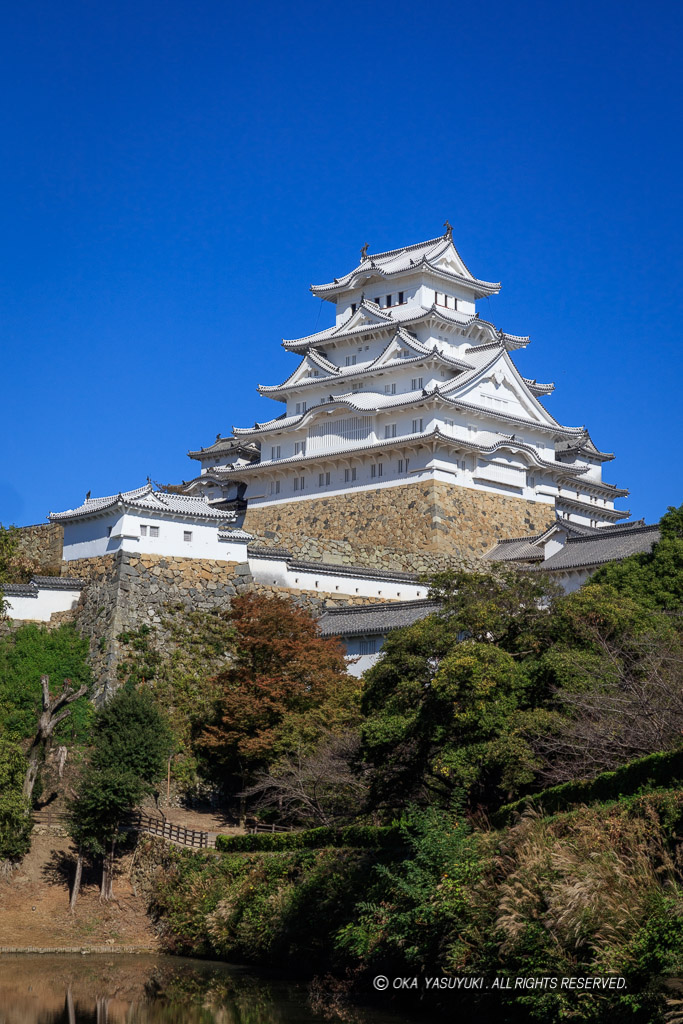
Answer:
[{"left": 61, "top": 512, "right": 249, "bottom": 562}]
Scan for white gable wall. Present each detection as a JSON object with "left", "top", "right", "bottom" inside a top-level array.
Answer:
[{"left": 62, "top": 511, "right": 249, "bottom": 562}]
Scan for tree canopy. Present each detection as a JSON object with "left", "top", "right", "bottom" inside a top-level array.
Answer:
[{"left": 200, "top": 593, "right": 358, "bottom": 785}]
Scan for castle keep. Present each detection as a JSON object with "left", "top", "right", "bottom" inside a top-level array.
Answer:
[{"left": 183, "top": 229, "right": 628, "bottom": 571}]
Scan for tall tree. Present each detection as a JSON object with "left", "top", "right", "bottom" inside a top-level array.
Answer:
[
  {"left": 200, "top": 594, "right": 356, "bottom": 793},
  {"left": 67, "top": 684, "right": 173, "bottom": 904}
]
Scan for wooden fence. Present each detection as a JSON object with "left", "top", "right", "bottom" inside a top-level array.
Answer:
[
  {"left": 128, "top": 812, "right": 214, "bottom": 849},
  {"left": 32, "top": 809, "right": 214, "bottom": 849}
]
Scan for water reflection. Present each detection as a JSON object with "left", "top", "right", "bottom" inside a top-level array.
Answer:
[{"left": 0, "top": 954, "right": 334, "bottom": 1024}]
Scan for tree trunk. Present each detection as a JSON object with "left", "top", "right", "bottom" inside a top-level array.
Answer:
[
  {"left": 100, "top": 837, "right": 116, "bottom": 900},
  {"left": 23, "top": 675, "right": 88, "bottom": 802},
  {"left": 69, "top": 850, "right": 83, "bottom": 913}
]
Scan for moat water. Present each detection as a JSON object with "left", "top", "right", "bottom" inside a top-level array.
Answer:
[{"left": 0, "top": 953, "right": 430, "bottom": 1024}]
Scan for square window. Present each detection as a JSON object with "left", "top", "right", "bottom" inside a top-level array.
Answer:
[
  {"left": 373, "top": 297, "right": 380, "bottom": 305},
  {"left": 149, "top": 526, "right": 159, "bottom": 538},
  {"left": 140, "top": 525, "right": 147, "bottom": 536},
  {"left": 183, "top": 531, "right": 193, "bottom": 543},
  {"left": 384, "top": 383, "right": 396, "bottom": 395},
  {"left": 384, "top": 424, "right": 397, "bottom": 438}
]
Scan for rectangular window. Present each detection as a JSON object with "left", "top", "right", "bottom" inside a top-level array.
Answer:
[
  {"left": 300, "top": 476, "right": 305, "bottom": 490},
  {"left": 359, "top": 639, "right": 377, "bottom": 655},
  {"left": 370, "top": 464, "right": 376, "bottom": 479},
  {"left": 149, "top": 526, "right": 159, "bottom": 538},
  {"left": 293, "top": 477, "right": 299, "bottom": 491},
  {"left": 384, "top": 424, "right": 397, "bottom": 438},
  {"left": 411, "top": 377, "right": 423, "bottom": 390},
  {"left": 398, "top": 291, "right": 404, "bottom": 304},
  {"left": 318, "top": 472, "right": 330, "bottom": 486},
  {"left": 269, "top": 480, "right": 281, "bottom": 495},
  {"left": 183, "top": 531, "right": 193, "bottom": 543},
  {"left": 106, "top": 526, "right": 112, "bottom": 537},
  {"left": 435, "top": 292, "right": 440, "bottom": 305},
  {"left": 386, "top": 294, "right": 392, "bottom": 307},
  {"left": 344, "top": 468, "right": 357, "bottom": 483},
  {"left": 384, "top": 382, "right": 396, "bottom": 394},
  {"left": 370, "top": 463, "right": 384, "bottom": 479},
  {"left": 140, "top": 525, "right": 147, "bottom": 536},
  {"left": 294, "top": 441, "right": 304, "bottom": 455},
  {"left": 295, "top": 403, "right": 301, "bottom": 414},
  {"left": 527, "top": 474, "right": 536, "bottom": 488},
  {"left": 350, "top": 303, "right": 356, "bottom": 314},
  {"left": 271, "top": 445, "right": 281, "bottom": 459},
  {"left": 345, "top": 354, "right": 357, "bottom": 367},
  {"left": 412, "top": 418, "right": 423, "bottom": 433}
]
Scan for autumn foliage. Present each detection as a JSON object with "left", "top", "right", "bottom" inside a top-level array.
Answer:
[{"left": 201, "top": 593, "right": 357, "bottom": 780}]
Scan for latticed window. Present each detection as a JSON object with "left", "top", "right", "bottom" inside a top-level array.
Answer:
[{"left": 308, "top": 415, "right": 373, "bottom": 451}]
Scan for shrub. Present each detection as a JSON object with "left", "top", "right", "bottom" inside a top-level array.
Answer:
[
  {"left": 493, "top": 747, "right": 683, "bottom": 826},
  {"left": 215, "top": 824, "right": 404, "bottom": 853}
]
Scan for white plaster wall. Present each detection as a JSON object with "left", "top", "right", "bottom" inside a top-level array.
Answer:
[
  {"left": 62, "top": 512, "right": 249, "bottom": 562},
  {"left": 248, "top": 554, "right": 428, "bottom": 601},
  {"left": 5, "top": 587, "right": 82, "bottom": 622},
  {"left": 345, "top": 652, "right": 381, "bottom": 677}
]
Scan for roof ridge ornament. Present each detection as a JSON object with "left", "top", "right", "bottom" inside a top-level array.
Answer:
[
  {"left": 443, "top": 220, "right": 453, "bottom": 240},
  {"left": 360, "top": 242, "right": 369, "bottom": 261}
]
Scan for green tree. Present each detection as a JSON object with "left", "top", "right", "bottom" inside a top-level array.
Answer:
[
  {"left": 427, "top": 562, "right": 561, "bottom": 655},
  {"left": 0, "top": 737, "right": 32, "bottom": 861},
  {"left": 589, "top": 503, "right": 683, "bottom": 612},
  {"left": 361, "top": 615, "right": 545, "bottom": 811},
  {"left": 67, "top": 684, "right": 173, "bottom": 904}
]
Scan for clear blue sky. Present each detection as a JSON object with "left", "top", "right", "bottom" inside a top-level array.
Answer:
[{"left": 2, "top": 0, "right": 681, "bottom": 527}]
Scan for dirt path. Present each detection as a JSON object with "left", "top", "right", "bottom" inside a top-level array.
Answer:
[
  {"left": 0, "top": 807, "right": 244, "bottom": 951},
  {"left": 0, "top": 833, "right": 157, "bottom": 951}
]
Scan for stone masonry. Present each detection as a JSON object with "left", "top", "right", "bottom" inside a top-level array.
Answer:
[
  {"left": 243, "top": 479, "right": 556, "bottom": 573},
  {"left": 58, "top": 552, "right": 391, "bottom": 698},
  {"left": 14, "top": 522, "right": 64, "bottom": 575}
]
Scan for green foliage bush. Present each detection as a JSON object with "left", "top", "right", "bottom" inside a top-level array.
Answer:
[
  {"left": 493, "top": 747, "right": 683, "bottom": 826},
  {"left": 215, "top": 824, "right": 403, "bottom": 852},
  {"left": 0, "top": 623, "right": 92, "bottom": 741},
  {"left": 0, "top": 736, "right": 32, "bottom": 859}
]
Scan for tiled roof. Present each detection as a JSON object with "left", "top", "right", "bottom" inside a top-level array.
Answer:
[
  {"left": 484, "top": 537, "right": 545, "bottom": 562},
  {"left": 318, "top": 599, "right": 440, "bottom": 637},
  {"left": 188, "top": 438, "right": 259, "bottom": 462},
  {"left": 487, "top": 520, "right": 659, "bottom": 573},
  {"left": 260, "top": 332, "right": 477, "bottom": 396},
  {"left": 532, "top": 524, "right": 660, "bottom": 572},
  {"left": 50, "top": 485, "right": 239, "bottom": 523},
  {"left": 311, "top": 236, "right": 500, "bottom": 300},
  {"left": 247, "top": 547, "right": 420, "bottom": 583},
  {"left": 3, "top": 576, "right": 85, "bottom": 597},
  {"left": 283, "top": 302, "right": 527, "bottom": 352}
]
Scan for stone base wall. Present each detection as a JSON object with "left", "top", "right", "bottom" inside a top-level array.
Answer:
[
  {"left": 15, "top": 522, "right": 64, "bottom": 575},
  {"left": 63, "top": 552, "right": 253, "bottom": 700},
  {"left": 243, "top": 481, "right": 555, "bottom": 572}
]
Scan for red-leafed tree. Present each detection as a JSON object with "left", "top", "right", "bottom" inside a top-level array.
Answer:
[{"left": 200, "top": 593, "right": 358, "bottom": 790}]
